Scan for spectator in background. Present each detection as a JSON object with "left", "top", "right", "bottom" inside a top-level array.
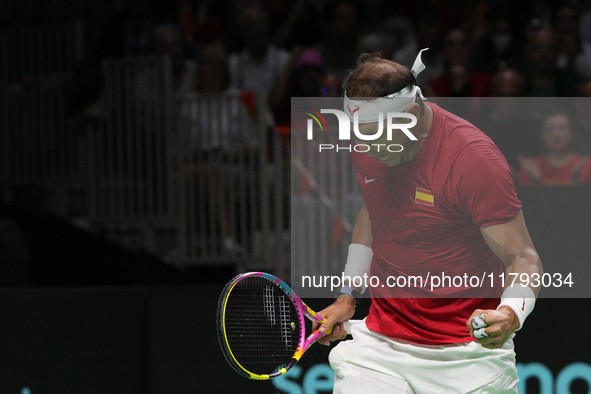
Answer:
[
  {"left": 477, "top": 69, "right": 540, "bottom": 173},
  {"left": 316, "top": 0, "right": 360, "bottom": 81},
  {"left": 185, "top": 42, "right": 258, "bottom": 255},
  {"left": 552, "top": 5, "right": 591, "bottom": 83},
  {"left": 572, "top": 80, "right": 591, "bottom": 156},
  {"left": 123, "top": 23, "right": 196, "bottom": 125},
  {"left": 520, "top": 28, "right": 580, "bottom": 122},
  {"left": 270, "top": 47, "right": 326, "bottom": 127},
  {"left": 321, "top": 73, "right": 343, "bottom": 97},
  {"left": 228, "top": 6, "right": 290, "bottom": 94},
  {"left": 554, "top": 5, "right": 580, "bottom": 74},
  {"left": 426, "top": 29, "right": 492, "bottom": 97},
  {"left": 393, "top": 9, "right": 444, "bottom": 87},
  {"left": 552, "top": 4, "right": 591, "bottom": 81},
  {"left": 191, "top": 42, "right": 258, "bottom": 152},
  {"left": 472, "top": 12, "right": 524, "bottom": 74},
  {"left": 155, "top": 0, "right": 223, "bottom": 51},
  {"left": 190, "top": 42, "right": 259, "bottom": 153},
  {"left": 290, "top": 48, "right": 325, "bottom": 97},
  {"left": 527, "top": 0, "right": 553, "bottom": 30},
  {"left": 153, "top": 23, "right": 197, "bottom": 98},
  {"left": 357, "top": 0, "right": 386, "bottom": 34},
  {"left": 579, "top": 1, "right": 591, "bottom": 46},
  {"left": 123, "top": 0, "right": 156, "bottom": 57},
  {"left": 270, "top": 0, "right": 323, "bottom": 49},
  {"left": 196, "top": 42, "right": 230, "bottom": 94},
  {"left": 517, "top": 110, "right": 591, "bottom": 185},
  {"left": 382, "top": 16, "right": 414, "bottom": 58},
  {"left": 358, "top": 33, "right": 396, "bottom": 60},
  {"left": 523, "top": 29, "right": 579, "bottom": 97}
]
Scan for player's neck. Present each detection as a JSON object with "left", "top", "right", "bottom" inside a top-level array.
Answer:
[
  {"left": 406, "top": 104, "right": 433, "bottom": 162},
  {"left": 419, "top": 103, "right": 434, "bottom": 138}
]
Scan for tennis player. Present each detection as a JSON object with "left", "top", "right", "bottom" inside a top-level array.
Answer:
[{"left": 312, "top": 50, "right": 544, "bottom": 393}]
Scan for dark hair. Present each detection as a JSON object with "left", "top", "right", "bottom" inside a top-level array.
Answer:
[
  {"left": 542, "top": 108, "right": 573, "bottom": 124},
  {"left": 343, "top": 53, "right": 424, "bottom": 113}
]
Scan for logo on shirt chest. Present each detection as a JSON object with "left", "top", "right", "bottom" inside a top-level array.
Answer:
[{"left": 415, "top": 187, "right": 434, "bottom": 207}]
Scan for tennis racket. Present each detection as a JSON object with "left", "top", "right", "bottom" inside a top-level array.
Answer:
[{"left": 216, "top": 271, "right": 332, "bottom": 380}]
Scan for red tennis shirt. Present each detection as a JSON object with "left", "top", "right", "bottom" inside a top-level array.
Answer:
[{"left": 353, "top": 102, "right": 522, "bottom": 345}]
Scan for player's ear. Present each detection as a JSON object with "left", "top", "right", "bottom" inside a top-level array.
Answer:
[{"left": 406, "top": 103, "right": 421, "bottom": 119}]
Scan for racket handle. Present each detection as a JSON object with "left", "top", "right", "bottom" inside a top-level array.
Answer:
[
  {"left": 303, "top": 319, "right": 335, "bottom": 349},
  {"left": 304, "top": 327, "right": 330, "bottom": 350},
  {"left": 311, "top": 325, "right": 333, "bottom": 340}
]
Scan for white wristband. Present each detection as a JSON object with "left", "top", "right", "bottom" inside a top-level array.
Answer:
[
  {"left": 343, "top": 244, "right": 373, "bottom": 293},
  {"left": 497, "top": 285, "right": 536, "bottom": 331}
]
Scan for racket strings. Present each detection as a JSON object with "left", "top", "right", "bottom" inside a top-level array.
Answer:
[
  {"left": 224, "top": 277, "right": 301, "bottom": 375},
  {"left": 279, "top": 295, "right": 292, "bottom": 349}
]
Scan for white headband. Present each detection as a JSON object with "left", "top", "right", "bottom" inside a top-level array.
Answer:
[{"left": 343, "top": 48, "right": 428, "bottom": 123}]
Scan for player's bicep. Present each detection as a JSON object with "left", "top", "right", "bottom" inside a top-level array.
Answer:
[{"left": 453, "top": 141, "right": 521, "bottom": 227}]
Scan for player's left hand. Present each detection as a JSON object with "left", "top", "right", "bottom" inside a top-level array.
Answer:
[{"left": 466, "top": 307, "right": 520, "bottom": 349}]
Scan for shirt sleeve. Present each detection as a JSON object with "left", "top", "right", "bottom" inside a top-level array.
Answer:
[{"left": 450, "top": 140, "right": 522, "bottom": 227}]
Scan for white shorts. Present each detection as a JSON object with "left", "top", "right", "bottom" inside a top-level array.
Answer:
[{"left": 329, "top": 319, "right": 519, "bottom": 394}]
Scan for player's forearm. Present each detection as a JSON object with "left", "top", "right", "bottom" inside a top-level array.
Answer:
[
  {"left": 340, "top": 203, "right": 373, "bottom": 292},
  {"left": 503, "top": 250, "right": 543, "bottom": 298},
  {"left": 351, "top": 203, "right": 372, "bottom": 247},
  {"left": 480, "top": 210, "right": 543, "bottom": 297},
  {"left": 494, "top": 250, "right": 542, "bottom": 332}
]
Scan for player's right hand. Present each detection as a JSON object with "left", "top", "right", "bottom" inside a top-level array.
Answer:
[{"left": 312, "top": 296, "right": 356, "bottom": 346}]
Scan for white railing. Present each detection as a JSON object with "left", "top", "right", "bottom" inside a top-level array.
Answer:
[
  {"left": 87, "top": 57, "right": 290, "bottom": 271},
  {"left": 87, "top": 57, "right": 177, "bottom": 254},
  {"left": 177, "top": 90, "right": 289, "bottom": 270},
  {"left": 2, "top": 35, "right": 291, "bottom": 273}
]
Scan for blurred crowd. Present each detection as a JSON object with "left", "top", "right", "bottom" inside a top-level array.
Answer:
[{"left": 6, "top": 0, "right": 591, "bottom": 185}]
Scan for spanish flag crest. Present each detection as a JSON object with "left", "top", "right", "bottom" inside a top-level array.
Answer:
[{"left": 415, "top": 187, "right": 434, "bottom": 207}]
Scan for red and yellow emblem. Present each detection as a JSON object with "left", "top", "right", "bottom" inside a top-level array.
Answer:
[{"left": 415, "top": 187, "right": 434, "bottom": 206}]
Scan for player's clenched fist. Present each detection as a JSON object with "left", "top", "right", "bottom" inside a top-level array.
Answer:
[{"left": 466, "top": 307, "right": 521, "bottom": 349}]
